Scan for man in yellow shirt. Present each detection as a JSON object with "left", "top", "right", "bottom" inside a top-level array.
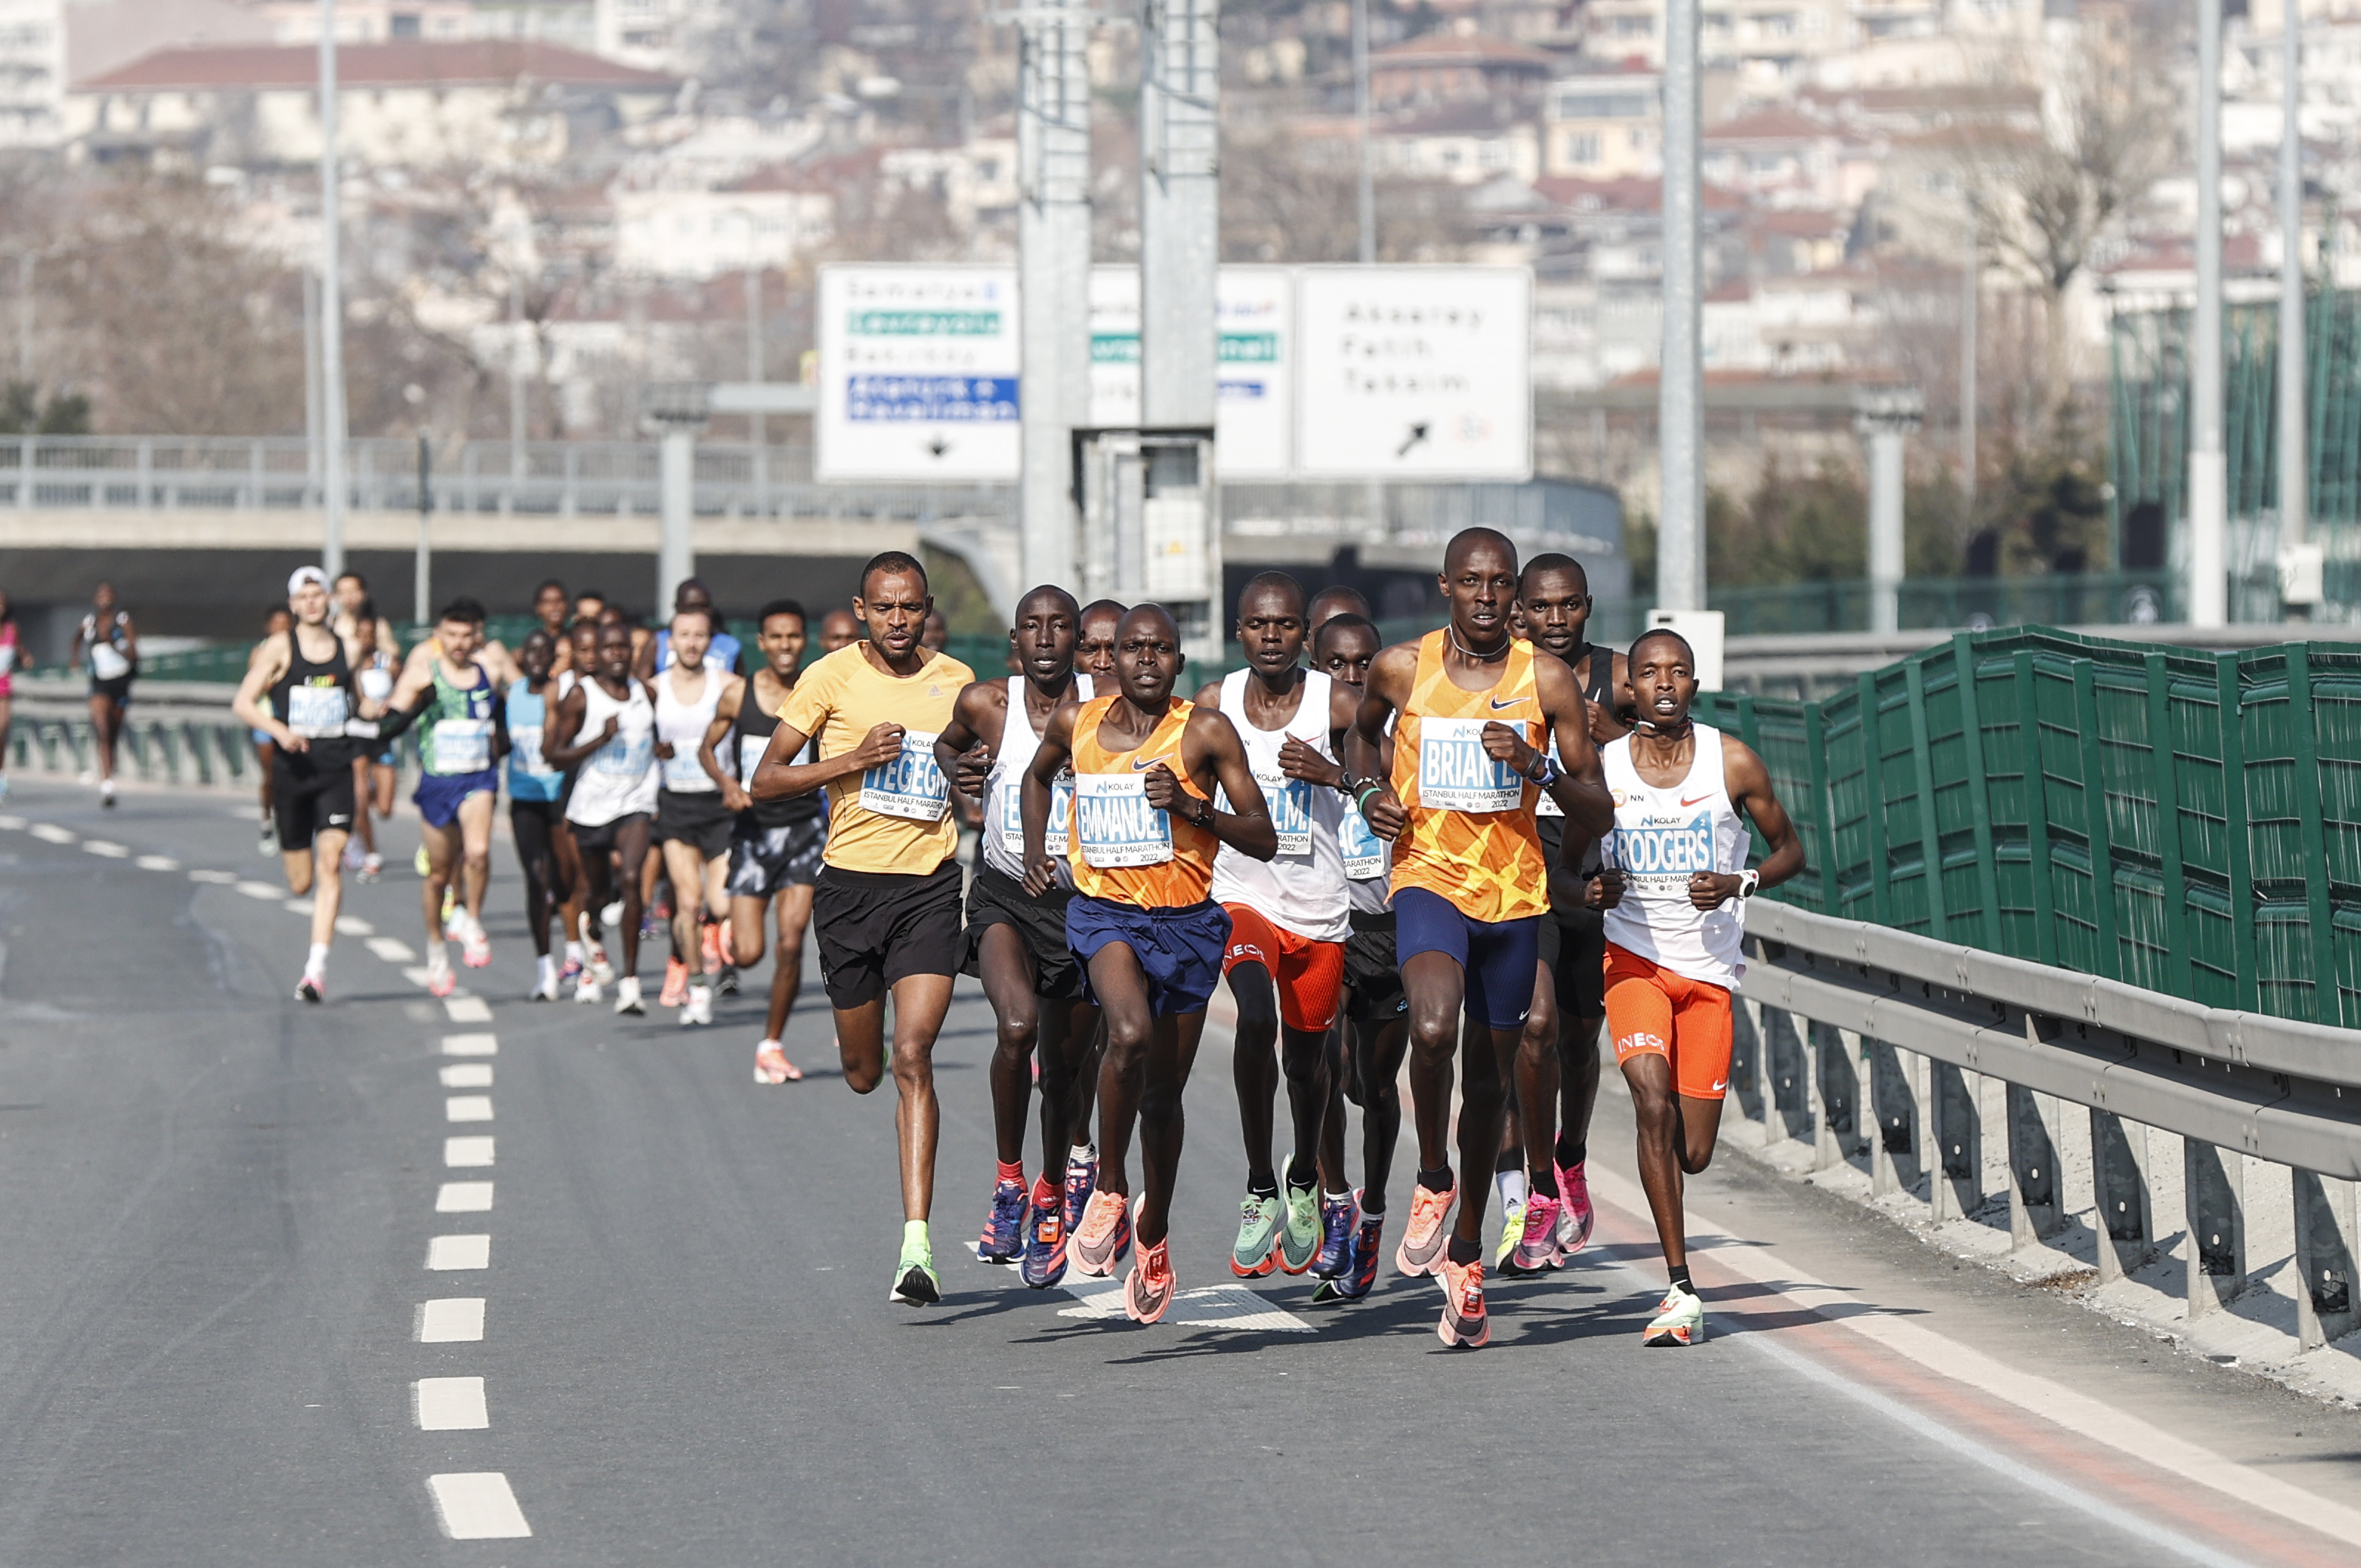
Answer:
[{"left": 751, "top": 551, "right": 977, "bottom": 1306}]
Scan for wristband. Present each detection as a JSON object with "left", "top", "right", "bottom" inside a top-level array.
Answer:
[
  {"left": 1527, "top": 754, "right": 1558, "bottom": 788},
  {"left": 1352, "top": 781, "right": 1386, "bottom": 812},
  {"left": 1738, "top": 869, "right": 1761, "bottom": 900}
]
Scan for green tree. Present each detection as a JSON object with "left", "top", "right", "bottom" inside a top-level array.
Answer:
[{"left": 0, "top": 381, "right": 91, "bottom": 435}]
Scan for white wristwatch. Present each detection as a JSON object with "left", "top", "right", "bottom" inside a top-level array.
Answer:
[{"left": 1737, "top": 869, "right": 1761, "bottom": 900}]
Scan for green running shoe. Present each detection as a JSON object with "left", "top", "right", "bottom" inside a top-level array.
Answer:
[
  {"left": 1493, "top": 1198, "right": 1525, "bottom": 1272},
  {"left": 1230, "top": 1192, "right": 1281, "bottom": 1277},
  {"left": 890, "top": 1221, "right": 940, "bottom": 1306},
  {"left": 1277, "top": 1173, "right": 1321, "bottom": 1275}
]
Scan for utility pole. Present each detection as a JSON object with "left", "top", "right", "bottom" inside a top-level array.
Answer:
[
  {"left": 508, "top": 270, "right": 527, "bottom": 488},
  {"left": 414, "top": 435, "right": 432, "bottom": 625},
  {"left": 2277, "top": 0, "right": 2312, "bottom": 619},
  {"left": 745, "top": 257, "right": 767, "bottom": 508},
  {"left": 15, "top": 251, "right": 30, "bottom": 385},
  {"left": 2189, "top": 0, "right": 2227, "bottom": 627},
  {"left": 1353, "top": 0, "right": 1374, "bottom": 265},
  {"left": 1959, "top": 222, "right": 1977, "bottom": 516},
  {"left": 1013, "top": 0, "right": 1091, "bottom": 595},
  {"left": 303, "top": 265, "right": 322, "bottom": 506},
  {"left": 318, "top": 0, "right": 348, "bottom": 578},
  {"left": 1656, "top": 0, "right": 1704, "bottom": 613},
  {"left": 1857, "top": 387, "right": 1924, "bottom": 635}
]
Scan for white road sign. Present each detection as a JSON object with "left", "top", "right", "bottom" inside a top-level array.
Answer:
[
  {"left": 1085, "top": 265, "right": 1293, "bottom": 478},
  {"left": 1292, "top": 266, "right": 1531, "bottom": 481},
  {"left": 816, "top": 265, "right": 1021, "bottom": 482}
]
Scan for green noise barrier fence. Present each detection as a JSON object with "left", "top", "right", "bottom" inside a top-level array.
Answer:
[{"left": 1693, "top": 625, "right": 2361, "bottom": 1028}]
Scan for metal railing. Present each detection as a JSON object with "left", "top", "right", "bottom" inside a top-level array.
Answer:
[
  {"left": 1733, "top": 898, "right": 2361, "bottom": 1349},
  {"left": 1710, "top": 571, "right": 2193, "bottom": 637}
]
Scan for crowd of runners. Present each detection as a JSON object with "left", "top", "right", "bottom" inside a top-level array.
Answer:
[{"left": 211, "top": 527, "right": 1801, "bottom": 1349}]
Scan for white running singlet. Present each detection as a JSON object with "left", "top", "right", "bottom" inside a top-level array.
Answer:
[
  {"left": 1600, "top": 722, "right": 1752, "bottom": 989},
  {"left": 566, "top": 679, "right": 658, "bottom": 827},
  {"left": 1209, "top": 668, "right": 1349, "bottom": 943},
  {"left": 982, "top": 673, "right": 1091, "bottom": 882},
  {"left": 654, "top": 663, "right": 728, "bottom": 793}
]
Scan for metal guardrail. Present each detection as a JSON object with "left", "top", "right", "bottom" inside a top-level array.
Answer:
[
  {"left": 7, "top": 713, "right": 265, "bottom": 788},
  {"left": 1735, "top": 898, "right": 2361, "bottom": 1351}
]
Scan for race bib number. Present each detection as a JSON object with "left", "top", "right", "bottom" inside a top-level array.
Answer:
[
  {"left": 593, "top": 730, "right": 653, "bottom": 775},
  {"left": 89, "top": 642, "right": 131, "bottom": 680},
  {"left": 661, "top": 746, "right": 711, "bottom": 790},
  {"left": 1224, "top": 767, "right": 1310, "bottom": 858},
  {"left": 994, "top": 773, "right": 1077, "bottom": 858},
  {"left": 433, "top": 717, "right": 493, "bottom": 773},
  {"left": 860, "top": 730, "right": 950, "bottom": 822},
  {"left": 1417, "top": 718, "right": 1522, "bottom": 813},
  {"left": 1074, "top": 771, "right": 1173, "bottom": 868},
  {"left": 286, "top": 681, "right": 350, "bottom": 737},
  {"left": 739, "top": 731, "right": 814, "bottom": 790},
  {"left": 1339, "top": 799, "right": 1387, "bottom": 881},
  {"left": 510, "top": 724, "right": 549, "bottom": 777},
  {"left": 1613, "top": 812, "right": 1714, "bottom": 883}
]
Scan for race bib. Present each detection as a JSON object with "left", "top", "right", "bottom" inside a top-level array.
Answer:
[
  {"left": 1613, "top": 811, "right": 1714, "bottom": 882},
  {"left": 1535, "top": 741, "right": 1565, "bottom": 818},
  {"left": 739, "top": 731, "right": 814, "bottom": 790},
  {"left": 359, "top": 667, "right": 394, "bottom": 702},
  {"left": 1417, "top": 718, "right": 1522, "bottom": 813},
  {"left": 859, "top": 730, "right": 950, "bottom": 822},
  {"left": 995, "top": 773, "right": 1078, "bottom": 859},
  {"left": 1074, "top": 771, "right": 1173, "bottom": 868},
  {"left": 433, "top": 717, "right": 493, "bottom": 773},
  {"left": 510, "top": 724, "right": 549, "bottom": 778},
  {"left": 593, "top": 730, "right": 653, "bottom": 775},
  {"left": 661, "top": 746, "right": 711, "bottom": 791},
  {"left": 1222, "top": 767, "right": 1310, "bottom": 858},
  {"left": 89, "top": 642, "right": 130, "bottom": 680},
  {"left": 286, "top": 681, "right": 350, "bottom": 737},
  {"left": 1339, "top": 799, "right": 1387, "bottom": 881}
]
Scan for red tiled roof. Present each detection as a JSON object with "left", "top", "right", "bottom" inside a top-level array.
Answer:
[
  {"left": 1704, "top": 109, "right": 1831, "bottom": 143},
  {"left": 1372, "top": 30, "right": 1555, "bottom": 68},
  {"left": 77, "top": 40, "right": 674, "bottom": 92}
]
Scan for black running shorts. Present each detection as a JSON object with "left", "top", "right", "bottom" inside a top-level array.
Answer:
[
  {"left": 725, "top": 814, "right": 826, "bottom": 900},
  {"left": 1343, "top": 909, "right": 1406, "bottom": 1022},
  {"left": 1536, "top": 901, "right": 1608, "bottom": 1020},
  {"left": 961, "top": 862, "right": 1083, "bottom": 999},
  {"left": 654, "top": 789, "right": 735, "bottom": 860},
  {"left": 271, "top": 750, "right": 356, "bottom": 851},
  {"left": 811, "top": 861, "right": 964, "bottom": 1010}
]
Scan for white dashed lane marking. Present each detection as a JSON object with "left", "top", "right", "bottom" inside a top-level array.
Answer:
[
  {"left": 82, "top": 839, "right": 127, "bottom": 858},
  {"left": 427, "top": 1473, "right": 530, "bottom": 1539},
  {"left": 441, "top": 1033, "right": 497, "bottom": 1056},
  {"left": 28, "top": 823, "right": 75, "bottom": 844},
  {"left": 1055, "top": 1277, "right": 1315, "bottom": 1333},
  {"left": 285, "top": 898, "right": 314, "bottom": 914},
  {"left": 189, "top": 869, "right": 237, "bottom": 884},
  {"left": 439, "top": 1064, "right": 492, "bottom": 1087},
  {"left": 444, "top": 1136, "right": 495, "bottom": 1168},
  {"left": 418, "top": 1297, "right": 486, "bottom": 1343},
  {"left": 135, "top": 854, "right": 179, "bottom": 871},
  {"left": 0, "top": 813, "right": 23, "bottom": 829},
  {"left": 444, "top": 997, "right": 493, "bottom": 1023},
  {"left": 334, "top": 916, "right": 373, "bottom": 935},
  {"left": 414, "top": 1377, "right": 489, "bottom": 1430},
  {"left": 426, "top": 1235, "right": 490, "bottom": 1271},
  {"left": 445, "top": 1096, "right": 492, "bottom": 1123},
  {"left": 234, "top": 880, "right": 282, "bottom": 900},
  {"left": 436, "top": 1182, "right": 493, "bottom": 1212},
  {"left": 365, "top": 936, "right": 414, "bottom": 962}
]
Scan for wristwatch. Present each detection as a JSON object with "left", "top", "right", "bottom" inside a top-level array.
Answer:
[
  {"left": 1526, "top": 753, "right": 1558, "bottom": 788},
  {"left": 1334, "top": 770, "right": 1358, "bottom": 798},
  {"left": 1738, "top": 869, "right": 1761, "bottom": 899}
]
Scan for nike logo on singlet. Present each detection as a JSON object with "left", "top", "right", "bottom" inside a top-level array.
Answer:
[
  {"left": 1131, "top": 756, "right": 1156, "bottom": 770},
  {"left": 1680, "top": 793, "right": 1713, "bottom": 807},
  {"left": 1489, "top": 696, "right": 1524, "bottom": 710}
]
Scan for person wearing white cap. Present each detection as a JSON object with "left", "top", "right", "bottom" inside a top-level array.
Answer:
[{"left": 230, "top": 566, "right": 384, "bottom": 1000}]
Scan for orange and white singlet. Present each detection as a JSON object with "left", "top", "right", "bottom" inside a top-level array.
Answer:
[
  {"left": 1386, "top": 631, "right": 1548, "bottom": 923},
  {"left": 1066, "top": 693, "right": 1218, "bottom": 910}
]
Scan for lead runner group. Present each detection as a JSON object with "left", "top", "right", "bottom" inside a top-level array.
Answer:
[{"left": 232, "top": 526, "right": 1803, "bottom": 1348}]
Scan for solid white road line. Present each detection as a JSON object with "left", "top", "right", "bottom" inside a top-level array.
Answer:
[
  {"left": 439, "top": 1063, "right": 492, "bottom": 1088},
  {"left": 135, "top": 854, "right": 179, "bottom": 871},
  {"left": 444, "top": 1136, "right": 495, "bottom": 1168},
  {"left": 441, "top": 1033, "right": 497, "bottom": 1056},
  {"left": 234, "top": 880, "right": 283, "bottom": 900},
  {"left": 188, "top": 869, "right": 238, "bottom": 884},
  {"left": 1055, "top": 1277, "right": 1315, "bottom": 1333},
  {"left": 82, "top": 839, "right": 127, "bottom": 858},
  {"left": 444, "top": 1095, "right": 493, "bottom": 1124},
  {"left": 444, "top": 997, "right": 493, "bottom": 1023},
  {"left": 27, "top": 823, "right": 75, "bottom": 843},
  {"left": 426, "top": 1235, "right": 491, "bottom": 1270},
  {"left": 366, "top": 937, "right": 416, "bottom": 963},
  {"left": 418, "top": 1297, "right": 486, "bottom": 1343},
  {"left": 426, "top": 1473, "right": 531, "bottom": 1540},
  {"left": 334, "top": 915, "right": 373, "bottom": 935},
  {"left": 436, "top": 1181, "right": 494, "bottom": 1213},
  {"left": 414, "top": 1377, "right": 489, "bottom": 1430}
]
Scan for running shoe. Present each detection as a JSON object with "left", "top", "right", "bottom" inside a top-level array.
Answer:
[
  {"left": 1230, "top": 1192, "right": 1281, "bottom": 1278},
  {"left": 441, "top": 888, "right": 458, "bottom": 930},
  {"left": 100, "top": 780, "right": 115, "bottom": 809},
  {"left": 294, "top": 974, "right": 325, "bottom": 1004},
  {"left": 343, "top": 842, "right": 365, "bottom": 871},
  {"left": 717, "top": 963, "right": 739, "bottom": 997},
  {"left": 975, "top": 1178, "right": 1029, "bottom": 1264},
  {"left": 460, "top": 926, "right": 492, "bottom": 970},
  {"left": 529, "top": 971, "right": 561, "bottom": 1003},
  {"left": 1278, "top": 1176, "right": 1321, "bottom": 1275},
  {"left": 660, "top": 957, "right": 690, "bottom": 1008},
  {"left": 1513, "top": 1194, "right": 1565, "bottom": 1275},
  {"left": 600, "top": 900, "right": 623, "bottom": 934},
  {"left": 1125, "top": 1238, "right": 1176, "bottom": 1324},
  {"left": 753, "top": 1039, "right": 802, "bottom": 1085},
  {"left": 1494, "top": 1196, "right": 1525, "bottom": 1272},
  {"left": 614, "top": 975, "right": 645, "bottom": 1016},
  {"left": 259, "top": 820, "right": 278, "bottom": 857},
  {"left": 589, "top": 946, "right": 615, "bottom": 985},
  {"left": 1555, "top": 1158, "right": 1593, "bottom": 1258},
  {"left": 890, "top": 1229, "right": 941, "bottom": 1307},
  {"left": 1312, "top": 1191, "right": 1358, "bottom": 1278},
  {"left": 560, "top": 955, "right": 585, "bottom": 988},
  {"left": 1063, "top": 1144, "right": 1098, "bottom": 1235},
  {"left": 700, "top": 922, "right": 722, "bottom": 975},
  {"left": 1020, "top": 1178, "right": 1067, "bottom": 1288},
  {"left": 575, "top": 974, "right": 603, "bottom": 1005},
  {"left": 682, "top": 983, "right": 714, "bottom": 1026},
  {"left": 1642, "top": 1283, "right": 1705, "bottom": 1347},
  {"left": 1395, "top": 1179, "right": 1454, "bottom": 1277},
  {"left": 359, "top": 852, "right": 382, "bottom": 883},
  {"left": 1334, "top": 1208, "right": 1386, "bottom": 1300},
  {"left": 1071, "top": 1189, "right": 1131, "bottom": 1278},
  {"left": 414, "top": 844, "right": 431, "bottom": 876},
  {"left": 1435, "top": 1254, "right": 1490, "bottom": 1348},
  {"left": 427, "top": 959, "right": 455, "bottom": 999}
]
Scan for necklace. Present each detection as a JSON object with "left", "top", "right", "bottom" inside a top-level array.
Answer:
[{"left": 1446, "top": 625, "right": 1510, "bottom": 662}]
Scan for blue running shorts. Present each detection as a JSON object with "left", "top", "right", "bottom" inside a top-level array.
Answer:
[
  {"left": 1066, "top": 895, "right": 1231, "bottom": 1018},
  {"left": 1392, "top": 886, "right": 1539, "bottom": 1031},
  {"left": 413, "top": 768, "right": 498, "bottom": 829}
]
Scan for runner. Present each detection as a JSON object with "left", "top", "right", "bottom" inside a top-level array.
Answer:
[
  {"left": 749, "top": 551, "right": 975, "bottom": 1306},
  {"left": 253, "top": 604, "right": 293, "bottom": 853},
  {"left": 228, "top": 566, "right": 373, "bottom": 1002},
  {"left": 529, "top": 579, "right": 573, "bottom": 676},
  {"left": 932, "top": 585, "right": 1097, "bottom": 1286},
  {"left": 507, "top": 627, "right": 572, "bottom": 1001},
  {"left": 1342, "top": 526, "right": 1613, "bottom": 1348},
  {"left": 1074, "top": 600, "right": 1125, "bottom": 684},
  {"left": 1300, "top": 610, "right": 1406, "bottom": 1304},
  {"left": 637, "top": 577, "right": 744, "bottom": 680},
  {"left": 547, "top": 618, "right": 659, "bottom": 1013},
  {"left": 1057, "top": 596, "right": 1126, "bottom": 1204},
  {"left": 702, "top": 600, "right": 824, "bottom": 1084},
  {"left": 921, "top": 608, "right": 950, "bottom": 653},
  {"left": 816, "top": 607, "right": 859, "bottom": 655},
  {"left": 1190, "top": 572, "right": 1358, "bottom": 1282},
  {"left": 1498, "top": 552, "right": 1630, "bottom": 1274},
  {"left": 1304, "top": 584, "right": 1372, "bottom": 631},
  {"left": 70, "top": 580, "right": 135, "bottom": 808},
  {"left": 553, "top": 614, "right": 609, "bottom": 996},
  {"left": 375, "top": 597, "right": 506, "bottom": 998},
  {"left": 1020, "top": 604, "right": 1275, "bottom": 1324},
  {"left": 0, "top": 588, "right": 25, "bottom": 801},
  {"left": 651, "top": 604, "right": 742, "bottom": 1025},
  {"left": 347, "top": 600, "right": 399, "bottom": 883},
  {"left": 1590, "top": 627, "right": 1802, "bottom": 1345},
  {"left": 332, "top": 570, "right": 402, "bottom": 662}
]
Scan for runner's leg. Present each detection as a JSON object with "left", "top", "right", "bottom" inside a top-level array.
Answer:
[
  {"left": 1134, "top": 1010, "right": 1208, "bottom": 1251},
  {"left": 420, "top": 819, "right": 461, "bottom": 949},
  {"left": 978, "top": 922, "right": 1042, "bottom": 1169},
  {"left": 660, "top": 838, "right": 706, "bottom": 982},
  {"left": 1086, "top": 943, "right": 1154, "bottom": 1209},
  {"left": 611, "top": 815, "right": 651, "bottom": 979},
  {"left": 834, "top": 974, "right": 955, "bottom": 1221},
  {"left": 1228, "top": 960, "right": 1281, "bottom": 1190},
  {"left": 512, "top": 803, "right": 556, "bottom": 957},
  {"left": 457, "top": 790, "right": 496, "bottom": 929}
]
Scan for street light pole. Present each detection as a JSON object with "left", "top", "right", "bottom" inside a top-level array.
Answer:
[
  {"left": 2277, "top": 0, "right": 2308, "bottom": 599},
  {"left": 1353, "top": 0, "right": 1374, "bottom": 265},
  {"left": 1656, "top": 0, "right": 1704, "bottom": 612},
  {"left": 318, "top": 0, "right": 348, "bottom": 578},
  {"left": 2188, "top": 0, "right": 2227, "bottom": 627}
]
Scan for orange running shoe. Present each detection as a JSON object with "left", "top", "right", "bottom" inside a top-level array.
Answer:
[
  {"left": 700, "top": 921, "right": 722, "bottom": 975},
  {"left": 1435, "top": 1253, "right": 1489, "bottom": 1348},
  {"left": 1071, "top": 1188, "right": 1132, "bottom": 1278},
  {"left": 1394, "top": 1179, "right": 1454, "bottom": 1277},
  {"left": 1125, "top": 1239, "right": 1176, "bottom": 1324},
  {"left": 660, "top": 957, "right": 690, "bottom": 1008}
]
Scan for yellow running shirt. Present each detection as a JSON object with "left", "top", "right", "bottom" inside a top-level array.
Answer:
[
  {"left": 1386, "top": 630, "right": 1548, "bottom": 923},
  {"left": 776, "top": 642, "right": 976, "bottom": 875}
]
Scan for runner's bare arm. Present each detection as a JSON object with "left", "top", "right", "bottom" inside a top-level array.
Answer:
[
  {"left": 1689, "top": 739, "right": 1804, "bottom": 910},
  {"left": 1342, "top": 643, "right": 1417, "bottom": 838},
  {"left": 1277, "top": 678, "right": 1359, "bottom": 787},
  {"left": 362, "top": 655, "right": 442, "bottom": 742},
  {"left": 933, "top": 681, "right": 1003, "bottom": 800},
  {"left": 695, "top": 673, "right": 746, "bottom": 795},
  {"left": 1017, "top": 702, "right": 1078, "bottom": 896},
  {"left": 1188, "top": 678, "right": 1222, "bottom": 709},
  {"left": 538, "top": 684, "right": 613, "bottom": 769},
  {"left": 1170, "top": 707, "right": 1276, "bottom": 861},
  {"left": 230, "top": 637, "right": 294, "bottom": 747},
  {"left": 750, "top": 716, "right": 898, "bottom": 801},
  {"left": 1534, "top": 654, "right": 1613, "bottom": 836}
]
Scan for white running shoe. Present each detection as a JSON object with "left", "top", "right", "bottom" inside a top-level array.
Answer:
[
  {"left": 295, "top": 973, "right": 325, "bottom": 1003},
  {"left": 614, "top": 974, "right": 645, "bottom": 1015},
  {"left": 358, "top": 852, "right": 382, "bottom": 883},
  {"left": 427, "top": 959, "right": 455, "bottom": 999},
  {"left": 461, "top": 926, "right": 492, "bottom": 969},
  {"left": 589, "top": 946, "right": 615, "bottom": 985},
  {"left": 600, "top": 899, "right": 624, "bottom": 934},
  {"left": 575, "top": 974, "right": 603, "bottom": 1005},
  {"left": 99, "top": 780, "right": 115, "bottom": 808},
  {"left": 682, "top": 983, "right": 713, "bottom": 1026},
  {"left": 1642, "top": 1282, "right": 1706, "bottom": 1347}
]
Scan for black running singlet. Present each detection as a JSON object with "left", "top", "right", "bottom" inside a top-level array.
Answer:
[
  {"left": 270, "top": 628, "right": 359, "bottom": 767},
  {"left": 732, "top": 675, "right": 823, "bottom": 829}
]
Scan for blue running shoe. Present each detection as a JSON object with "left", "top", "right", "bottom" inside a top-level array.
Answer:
[
  {"left": 1327, "top": 1206, "right": 1385, "bottom": 1301},
  {"left": 1063, "top": 1144, "right": 1099, "bottom": 1235},
  {"left": 975, "top": 1178, "right": 1029, "bottom": 1265},
  {"left": 1020, "top": 1180, "right": 1068, "bottom": 1289},
  {"left": 1312, "top": 1190, "right": 1359, "bottom": 1278}
]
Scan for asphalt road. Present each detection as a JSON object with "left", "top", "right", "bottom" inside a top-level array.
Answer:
[{"left": 1, "top": 775, "right": 2357, "bottom": 1567}]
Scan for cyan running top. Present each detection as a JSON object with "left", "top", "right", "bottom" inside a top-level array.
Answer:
[{"left": 504, "top": 678, "right": 565, "bottom": 801}]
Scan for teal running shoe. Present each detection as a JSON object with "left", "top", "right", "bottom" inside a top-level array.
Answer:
[{"left": 1230, "top": 1192, "right": 1281, "bottom": 1277}]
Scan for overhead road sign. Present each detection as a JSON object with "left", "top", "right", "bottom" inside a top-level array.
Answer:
[
  {"left": 1086, "top": 265, "right": 1294, "bottom": 478},
  {"left": 816, "top": 265, "right": 1022, "bottom": 482}
]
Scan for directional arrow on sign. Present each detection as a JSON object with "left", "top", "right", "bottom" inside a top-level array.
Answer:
[
  {"left": 927, "top": 437, "right": 951, "bottom": 459},
  {"left": 1396, "top": 422, "right": 1430, "bottom": 458}
]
